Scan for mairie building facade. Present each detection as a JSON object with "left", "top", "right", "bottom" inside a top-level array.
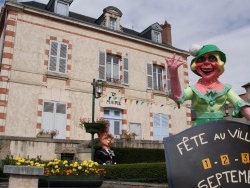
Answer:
[{"left": 0, "top": 0, "right": 190, "bottom": 160}]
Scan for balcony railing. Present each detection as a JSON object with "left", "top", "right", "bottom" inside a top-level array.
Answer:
[{"left": 106, "top": 77, "right": 121, "bottom": 84}]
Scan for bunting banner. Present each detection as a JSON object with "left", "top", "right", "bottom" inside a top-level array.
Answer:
[{"left": 104, "top": 95, "right": 183, "bottom": 108}]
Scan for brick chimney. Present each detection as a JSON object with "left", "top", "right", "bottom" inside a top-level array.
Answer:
[{"left": 161, "top": 21, "right": 172, "bottom": 46}]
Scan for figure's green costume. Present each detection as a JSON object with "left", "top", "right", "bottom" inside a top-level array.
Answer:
[{"left": 177, "top": 84, "right": 250, "bottom": 126}]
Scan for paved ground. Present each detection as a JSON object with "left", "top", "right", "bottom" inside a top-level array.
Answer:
[
  {"left": 0, "top": 181, "right": 169, "bottom": 188},
  {"left": 102, "top": 181, "right": 169, "bottom": 188}
]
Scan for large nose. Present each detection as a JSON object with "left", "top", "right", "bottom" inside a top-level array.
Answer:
[{"left": 203, "top": 60, "right": 211, "bottom": 66}]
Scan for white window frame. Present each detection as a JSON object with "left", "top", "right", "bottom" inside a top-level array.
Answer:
[
  {"left": 152, "top": 31, "right": 162, "bottom": 43},
  {"left": 104, "top": 108, "right": 122, "bottom": 138},
  {"left": 42, "top": 101, "right": 67, "bottom": 139},
  {"left": 99, "top": 52, "right": 129, "bottom": 84},
  {"left": 153, "top": 65, "right": 163, "bottom": 91},
  {"left": 109, "top": 17, "right": 117, "bottom": 30},
  {"left": 55, "top": 0, "right": 69, "bottom": 16},
  {"left": 153, "top": 113, "right": 169, "bottom": 141},
  {"left": 48, "top": 41, "right": 68, "bottom": 74}
]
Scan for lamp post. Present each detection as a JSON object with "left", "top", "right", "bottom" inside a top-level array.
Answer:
[{"left": 90, "top": 79, "right": 103, "bottom": 160}]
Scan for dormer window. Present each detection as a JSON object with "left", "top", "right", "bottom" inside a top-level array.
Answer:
[
  {"left": 55, "top": 1, "right": 69, "bottom": 16},
  {"left": 152, "top": 31, "right": 162, "bottom": 43},
  {"left": 95, "top": 6, "right": 123, "bottom": 31},
  {"left": 46, "top": 0, "right": 73, "bottom": 17},
  {"left": 109, "top": 17, "right": 117, "bottom": 30},
  {"left": 140, "top": 23, "right": 163, "bottom": 44}
]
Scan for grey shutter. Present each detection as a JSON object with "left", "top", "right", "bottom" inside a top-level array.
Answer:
[
  {"left": 123, "top": 57, "right": 129, "bottom": 85},
  {"left": 59, "top": 43, "right": 67, "bottom": 73},
  {"left": 49, "top": 41, "right": 58, "bottom": 72},
  {"left": 99, "top": 52, "right": 106, "bottom": 80},
  {"left": 147, "top": 62, "right": 153, "bottom": 89}
]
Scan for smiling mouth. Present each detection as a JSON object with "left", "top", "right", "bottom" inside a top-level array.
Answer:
[{"left": 201, "top": 68, "right": 214, "bottom": 74}]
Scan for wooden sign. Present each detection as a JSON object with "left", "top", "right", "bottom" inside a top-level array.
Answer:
[{"left": 163, "top": 120, "right": 250, "bottom": 188}]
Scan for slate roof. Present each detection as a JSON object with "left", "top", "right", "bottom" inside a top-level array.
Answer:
[
  {"left": 20, "top": 1, "right": 140, "bottom": 36},
  {"left": 18, "top": 1, "right": 186, "bottom": 52},
  {"left": 242, "top": 82, "right": 250, "bottom": 88}
]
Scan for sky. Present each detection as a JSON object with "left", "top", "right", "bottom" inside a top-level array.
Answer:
[{"left": 1, "top": 0, "right": 250, "bottom": 94}]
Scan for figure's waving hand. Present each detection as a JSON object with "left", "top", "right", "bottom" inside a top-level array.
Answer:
[
  {"left": 165, "top": 53, "right": 184, "bottom": 100},
  {"left": 165, "top": 53, "right": 184, "bottom": 73}
]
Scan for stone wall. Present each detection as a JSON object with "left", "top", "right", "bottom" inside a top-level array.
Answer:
[{"left": 0, "top": 136, "right": 165, "bottom": 161}]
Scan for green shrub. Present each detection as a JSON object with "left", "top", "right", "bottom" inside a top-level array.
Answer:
[
  {"left": 102, "top": 162, "right": 167, "bottom": 183},
  {"left": 95, "top": 147, "right": 165, "bottom": 164}
]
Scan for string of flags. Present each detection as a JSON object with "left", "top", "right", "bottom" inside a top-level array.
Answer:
[{"left": 101, "top": 94, "right": 190, "bottom": 109}]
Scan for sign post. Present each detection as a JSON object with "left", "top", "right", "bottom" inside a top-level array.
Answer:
[{"left": 163, "top": 120, "right": 250, "bottom": 188}]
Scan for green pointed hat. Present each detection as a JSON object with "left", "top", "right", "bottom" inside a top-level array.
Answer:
[{"left": 189, "top": 44, "right": 226, "bottom": 76}]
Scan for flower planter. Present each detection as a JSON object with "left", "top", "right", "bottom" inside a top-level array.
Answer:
[
  {"left": 36, "top": 134, "right": 53, "bottom": 138},
  {"left": 120, "top": 134, "right": 128, "bottom": 140},
  {"left": 38, "top": 175, "right": 103, "bottom": 188},
  {"left": 84, "top": 123, "right": 105, "bottom": 134}
]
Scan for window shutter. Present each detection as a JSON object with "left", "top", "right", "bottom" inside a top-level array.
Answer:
[
  {"left": 147, "top": 62, "right": 153, "bottom": 89},
  {"left": 123, "top": 57, "right": 129, "bottom": 85},
  {"left": 99, "top": 52, "right": 106, "bottom": 80},
  {"left": 49, "top": 41, "right": 67, "bottom": 73},
  {"left": 49, "top": 41, "right": 58, "bottom": 72},
  {"left": 59, "top": 43, "right": 67, "bottom": 73}
]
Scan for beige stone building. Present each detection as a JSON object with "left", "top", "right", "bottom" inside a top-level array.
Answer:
[{"left": 0, "top": 0, "right": 190, "bottom": 160}]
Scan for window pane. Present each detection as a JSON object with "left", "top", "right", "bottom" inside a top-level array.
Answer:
[
  {"left": 114, "top": 111, "right": 120, "bottom": 116},
  {"left": 44, "top": 102, "right": 54, "bottom": 113},
  {"left": 106, "top": 62, "right": 111, "bottom": 78},
  {"left": 104, "top": 110, "right": 110, "bottom": 115},
  {"left": 153, "top": 65, "right": 163, "bottom": 90},
  {"left": 56, "top": 103, "right": 66, "bottom": 114},
  {"left": 56, "top": 2, "right": 68, "bottom": 16},
  {"left": 114, "top": 121, "right": 120, "bottom": 135},
  {"left": 113, "top": 62, "right": 119, "bottom": 79},
  {"left": 109, "top": 17, "right": 116, "bottom": 30}
]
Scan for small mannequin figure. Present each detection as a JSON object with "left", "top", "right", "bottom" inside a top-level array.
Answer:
[
  {"left": 166, "top": 44, "right": 250, "bottom": 126},
  {"left": 94, "top": 127, "right": 116, "bottom": 165}
]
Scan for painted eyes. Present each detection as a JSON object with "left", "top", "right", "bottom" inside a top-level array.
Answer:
[{"left": 196, "top": 55, "right": 217, "bottom": 63}]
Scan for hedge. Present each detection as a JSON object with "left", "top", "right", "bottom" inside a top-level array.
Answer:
[
  {"left": 95, "top": 147, "right": 166, "bottom": 164},
  {"left": 102, "top": 162, "right": 168, "bottom": 183}
]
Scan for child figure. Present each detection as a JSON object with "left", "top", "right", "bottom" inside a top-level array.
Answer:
[{"left": 95, "top": 127, "right": 116, "bottom": 165}]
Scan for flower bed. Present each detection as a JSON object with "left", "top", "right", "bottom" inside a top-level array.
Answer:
[{"left": 2, "top": 156, "right": 106, "bottom": 187}]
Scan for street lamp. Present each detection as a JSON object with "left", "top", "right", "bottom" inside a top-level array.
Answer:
[{"left": 90, "top": 79, "right": 103, "bottom": 160}]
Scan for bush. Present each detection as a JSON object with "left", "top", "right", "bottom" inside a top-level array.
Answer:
[
  {"left": 102, "top": 162, "right": 167, "bottom": 183},
  {"left": 95, "top": 147, "right": 165, "bottom": 164}
]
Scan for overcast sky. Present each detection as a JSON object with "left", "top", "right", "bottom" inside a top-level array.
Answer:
[{"left": 1, "top": 0, "right": 250, "bottom": 94}]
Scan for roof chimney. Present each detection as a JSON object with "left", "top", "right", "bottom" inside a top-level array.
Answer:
[{"left": 161, "top": 21, "right": 172, "bottom": 46}]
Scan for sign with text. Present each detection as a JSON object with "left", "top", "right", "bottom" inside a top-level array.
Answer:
[{"left": 163, "top": 120, "right": 250, "bottom": 188}]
